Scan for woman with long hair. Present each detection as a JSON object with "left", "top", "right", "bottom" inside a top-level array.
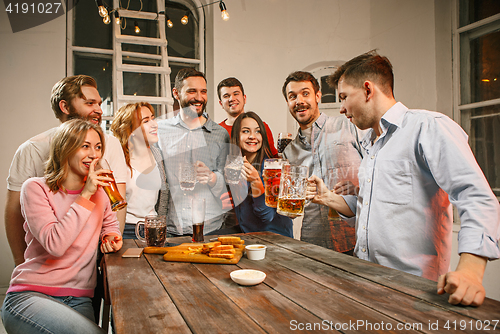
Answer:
[
  {"left": 230, "top": 112, "right": 293, "bottom": 237},
  {"left": 110, "top": 102, "right": 168, "bottom": 239},
  {"left": 1, "top": 119, "right": 122, "bottom": 333}
]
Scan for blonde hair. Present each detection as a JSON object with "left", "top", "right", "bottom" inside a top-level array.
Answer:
[
  {"left": 110, "top": 102, "right": 154, "bottom": 173},
  {"left": 45, "top": 119, "right": 105, "bottom": 192}
]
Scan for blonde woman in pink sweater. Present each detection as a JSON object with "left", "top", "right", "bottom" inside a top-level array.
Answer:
[{"left": 1, "top": 119, "right": 122, "bottom": 334}]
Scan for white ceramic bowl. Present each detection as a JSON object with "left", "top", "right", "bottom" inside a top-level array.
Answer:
[
  {"left": 245, "top": 244, "right": 267, "bottom": 260},
  {"left": 230, "top": 269, "right": 266, "bottom": 286}
]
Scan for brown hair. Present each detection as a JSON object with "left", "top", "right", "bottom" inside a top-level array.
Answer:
[
  {"left": 45, "top": 119, "right": 105, "bottom": 192},
  {"left": 230, "top": 111, "right": 272, "bottom": 171},
  {"left": 217, "top": 77, "right": 245, "bottom": 100},
  {"left": 328, "top": 50, "right": 394, "bottom": 97},
  {"left": 282, "top": 71, "right": 320, "bottom": 100},
  {"left": 50, "top": 75, "right": 98, "bottom": 121},
  {"left": 110, "top": 102, "right": 154, "bottom": 173},
  {"left": 174, "top": 68, "right": 206, "bottom": 92}
]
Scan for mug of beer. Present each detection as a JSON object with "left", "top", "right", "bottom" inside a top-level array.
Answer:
[
  {"left": 179, "top": 162, "right": 197, "bottom": 191},
  {"left": 263, "top": 158, "right": 285, "bottom": 208},
  {"left": 224, "top": 155, "right": 244, "bottom": 185},
  {"left": 326, "top": 164, "right": 359, "bottom": 220},
  {"left": 97, "top": 159, "right": 127, "bottom": 211},
  {"left": 277, "top": 163, "right": 309, "bottom": 217},
  {"left": 135, "top": 215, "right": 167, "bottom": 247}
]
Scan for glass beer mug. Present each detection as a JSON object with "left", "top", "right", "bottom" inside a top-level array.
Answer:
[{"left": 277, "top": 163, "right": 309, "bottom": 217}]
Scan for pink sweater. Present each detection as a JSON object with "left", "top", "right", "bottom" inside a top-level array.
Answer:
[{"left": 8, "top": 177, "right": 121, "bottom": 298}]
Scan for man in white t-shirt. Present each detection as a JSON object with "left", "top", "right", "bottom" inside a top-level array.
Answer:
[{"left": 5, "top": 75, "right": 127, "bottom": 266}]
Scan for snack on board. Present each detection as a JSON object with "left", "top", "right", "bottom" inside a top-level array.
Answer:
[
  {"left": 218, "top": 236, "right": 245, "bottom": 245},
  {"left": 208, "top": 253, "right": 235, "bottom": 259},
  {"left": 210, "top": 248, "right": 236, "bottom": 255}
]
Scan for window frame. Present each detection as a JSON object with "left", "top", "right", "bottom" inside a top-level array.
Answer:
[{"left": 452, "top": 1, "right": 500, "bottom": 198}]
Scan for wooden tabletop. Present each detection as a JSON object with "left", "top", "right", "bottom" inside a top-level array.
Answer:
[{"left": 104, "top": 232, "right": 500, "bottom": 333}]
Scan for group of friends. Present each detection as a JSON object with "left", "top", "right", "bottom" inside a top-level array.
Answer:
[{"left": 1, "top": 51, "right": 499, "bottom": 333}]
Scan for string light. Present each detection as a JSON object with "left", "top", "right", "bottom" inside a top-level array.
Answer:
[
  {"left": 181, "top": 11, "right": 189, "bottom": 25},
  {"left": 219, "top": 1, "right": 229, "bottom": 21},
  {"left": 103, "top": 15, "right": 111, "bottom": 24},
  {"left": 167, "top": 16, "right": 173, "bottom": 28},
  {"left": 134, "top": 21, "right": 140, "bottom": 34},
  {"left": 95, "top": 0, "right": 108, "bottom": 17},
  {"left": 114, "top": 11, "right": 120, "bottom": 25}
]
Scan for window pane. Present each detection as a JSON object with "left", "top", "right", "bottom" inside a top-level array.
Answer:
[
  {"left": 460, "top": 26, "right": 500, "bottom": 104},
  {"left": 73, "top": 53, "right": 113, "bottom": 116},
  {"left": 459, "top": 0, "right": 500, "bottom": 27},
  {"left": 73, "top": 0, "right": 112, "bottom": 49},
  {"left": 320, "top": 76, "right": 336, "bottom": 104},
  {"left": 461, "top": 105, "right": 500, "bottom": 196},
  {"left": 123, "top": 72, "right": 160, "bottom": 97},
  {"left": 165, "top": 3, "right": 197, "bottom": 58},
  {"left": 122, "top": 43, "right": 160, "bottom": 55}
]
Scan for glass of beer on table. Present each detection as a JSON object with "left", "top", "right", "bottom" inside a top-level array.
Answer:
[
  {"left": 263, "top": 158, "right": 285, "bottom": 208},
  {"left": 192, "top": 197, "right": 206, "bottom": 243},
  {"left": 135, "top": 215, "right": 167, "bottom": 247},
  {"left": 277, "top": 163, "right": 309, "bottom": 217},
  {"left": 97, "top": 159, "right": 127, "bottom": 211}
]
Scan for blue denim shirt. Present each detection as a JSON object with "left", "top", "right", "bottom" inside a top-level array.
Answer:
[{"left": 343, "top": 102, "right": 500, "bottom": 280}]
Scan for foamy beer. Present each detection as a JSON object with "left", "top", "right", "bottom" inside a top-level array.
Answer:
[
  {"left": 263, "top": 158, "right": 284, "bottom": 208},
  {"left": 277, "top": 163, "right": 309, "bottom": 217},
  {"left": 98, "top": 159, "right": 127, "bottom": 211}
]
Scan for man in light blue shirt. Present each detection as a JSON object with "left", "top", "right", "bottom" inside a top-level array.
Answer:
[
  {"left": 307, "top": 51, "right": 499, "bottom": 307},
  {"left": 157, "top": 68, "right": 229, "bottom": 235}
]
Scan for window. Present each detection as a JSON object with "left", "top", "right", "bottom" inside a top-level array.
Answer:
[
  {"left": 453, "top": 0, "right": 500, "bottom": 197},
  {"left": 67, "top": 0, "right": 204, "bottom": 131}
]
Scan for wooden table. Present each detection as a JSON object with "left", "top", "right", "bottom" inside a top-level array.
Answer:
[{"left": 104, "top": 232, "right": 500, "bottom": 333}]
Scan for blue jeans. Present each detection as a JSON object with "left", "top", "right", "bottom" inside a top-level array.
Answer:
[{"left": 1, "top": 291, "right": 105, "bottom": 334}]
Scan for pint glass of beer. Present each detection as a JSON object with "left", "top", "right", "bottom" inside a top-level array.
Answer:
[
  {"left": 277, "top": 133, "right": 292, "bottom": 157},
  {"left": 224, "top": 155, "right": 244, "bottom": 185},
  {"left": 277, "top": 163, "right": 309, "bottom": 217},
  {"left": 97, "top": 159, "right": 127, "bottom": 211},
  {"left": 263, "top": 158, "right": 284, "bottom": 208},
  {"left": 192, "top": 197, "right": 206, "bottom": 243}
]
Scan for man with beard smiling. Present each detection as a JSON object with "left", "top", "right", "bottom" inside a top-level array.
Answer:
[
  {"left": 157, "top": 68, "right": 230, "bottom": 236},
  {"left": 5, "top": 75, "right": 128, "bottom": 267},
  {"left": 282, "top": 71, "right": 363, "bottom": 253}
]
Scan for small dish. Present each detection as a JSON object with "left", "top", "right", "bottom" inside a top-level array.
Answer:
[
  {"left": 230, "top": 269, "right": 266, "bottom": 286},
  {"left": 245, "top": 244, "right": 267, "bottom": 260}
]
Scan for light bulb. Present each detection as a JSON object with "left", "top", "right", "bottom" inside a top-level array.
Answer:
[
  {"left": 181, "top": 14, "right": 188, "bottom": 25},
  {"left": 167, "top": 19, "right": 173, "bottom": 28},
  {"left": 114, "top": 11, "right": 120, "bottom": 25},
  {"left": 134, "top": 21, "right": 140, "bottom": 33},
  {"left": 103, "top": 15, "right": 111, "bottom": 24},
  {"left": 221, "top": 10, "right": 229, "bottom": 21},
  {"left": 98, "top": 5, "right": 108, "bottom": 18}
]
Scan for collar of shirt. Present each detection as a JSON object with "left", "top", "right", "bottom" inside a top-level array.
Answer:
[
  {"left": 171, "top": 112, "right": 213, "bottom": 132},
  {"left": 360, "top": 102, "right": 407, "bottom": 151},
  {"left": 297, "top": 113, "right": 327, "bottom": 147}
]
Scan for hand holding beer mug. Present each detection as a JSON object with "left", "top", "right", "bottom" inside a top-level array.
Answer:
[
  {"left": 192, "top": 198, "right": 206, "bottom": 242},
  {"left": 224, "top": 155, "right": 244, "bottom": 185},
  {"left": 179, "top": 162, "right": 197, "bottom": 191},
  {"left": 277, "top": 163, "right": 309, "bottom": 217},
  {"left": 135, "top": 215, "right": 167, "bottom": 247},
  {"left": 97, "top": 159, "right": 127, "bottom": 211},
  {"left": 263, "top": 158, "right": 285, "bottom": 208}
]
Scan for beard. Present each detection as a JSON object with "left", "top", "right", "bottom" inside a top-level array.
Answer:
[
  {"left": 180, "top": 98, "right": 207, "bottom": 119},
  {"left": 67, "top": 104, "right": 102, "bottom": 125}
]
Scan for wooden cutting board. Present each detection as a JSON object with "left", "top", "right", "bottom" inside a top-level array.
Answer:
[{"left": 160, "top": 243, "right": 244, "bottom": 264}]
